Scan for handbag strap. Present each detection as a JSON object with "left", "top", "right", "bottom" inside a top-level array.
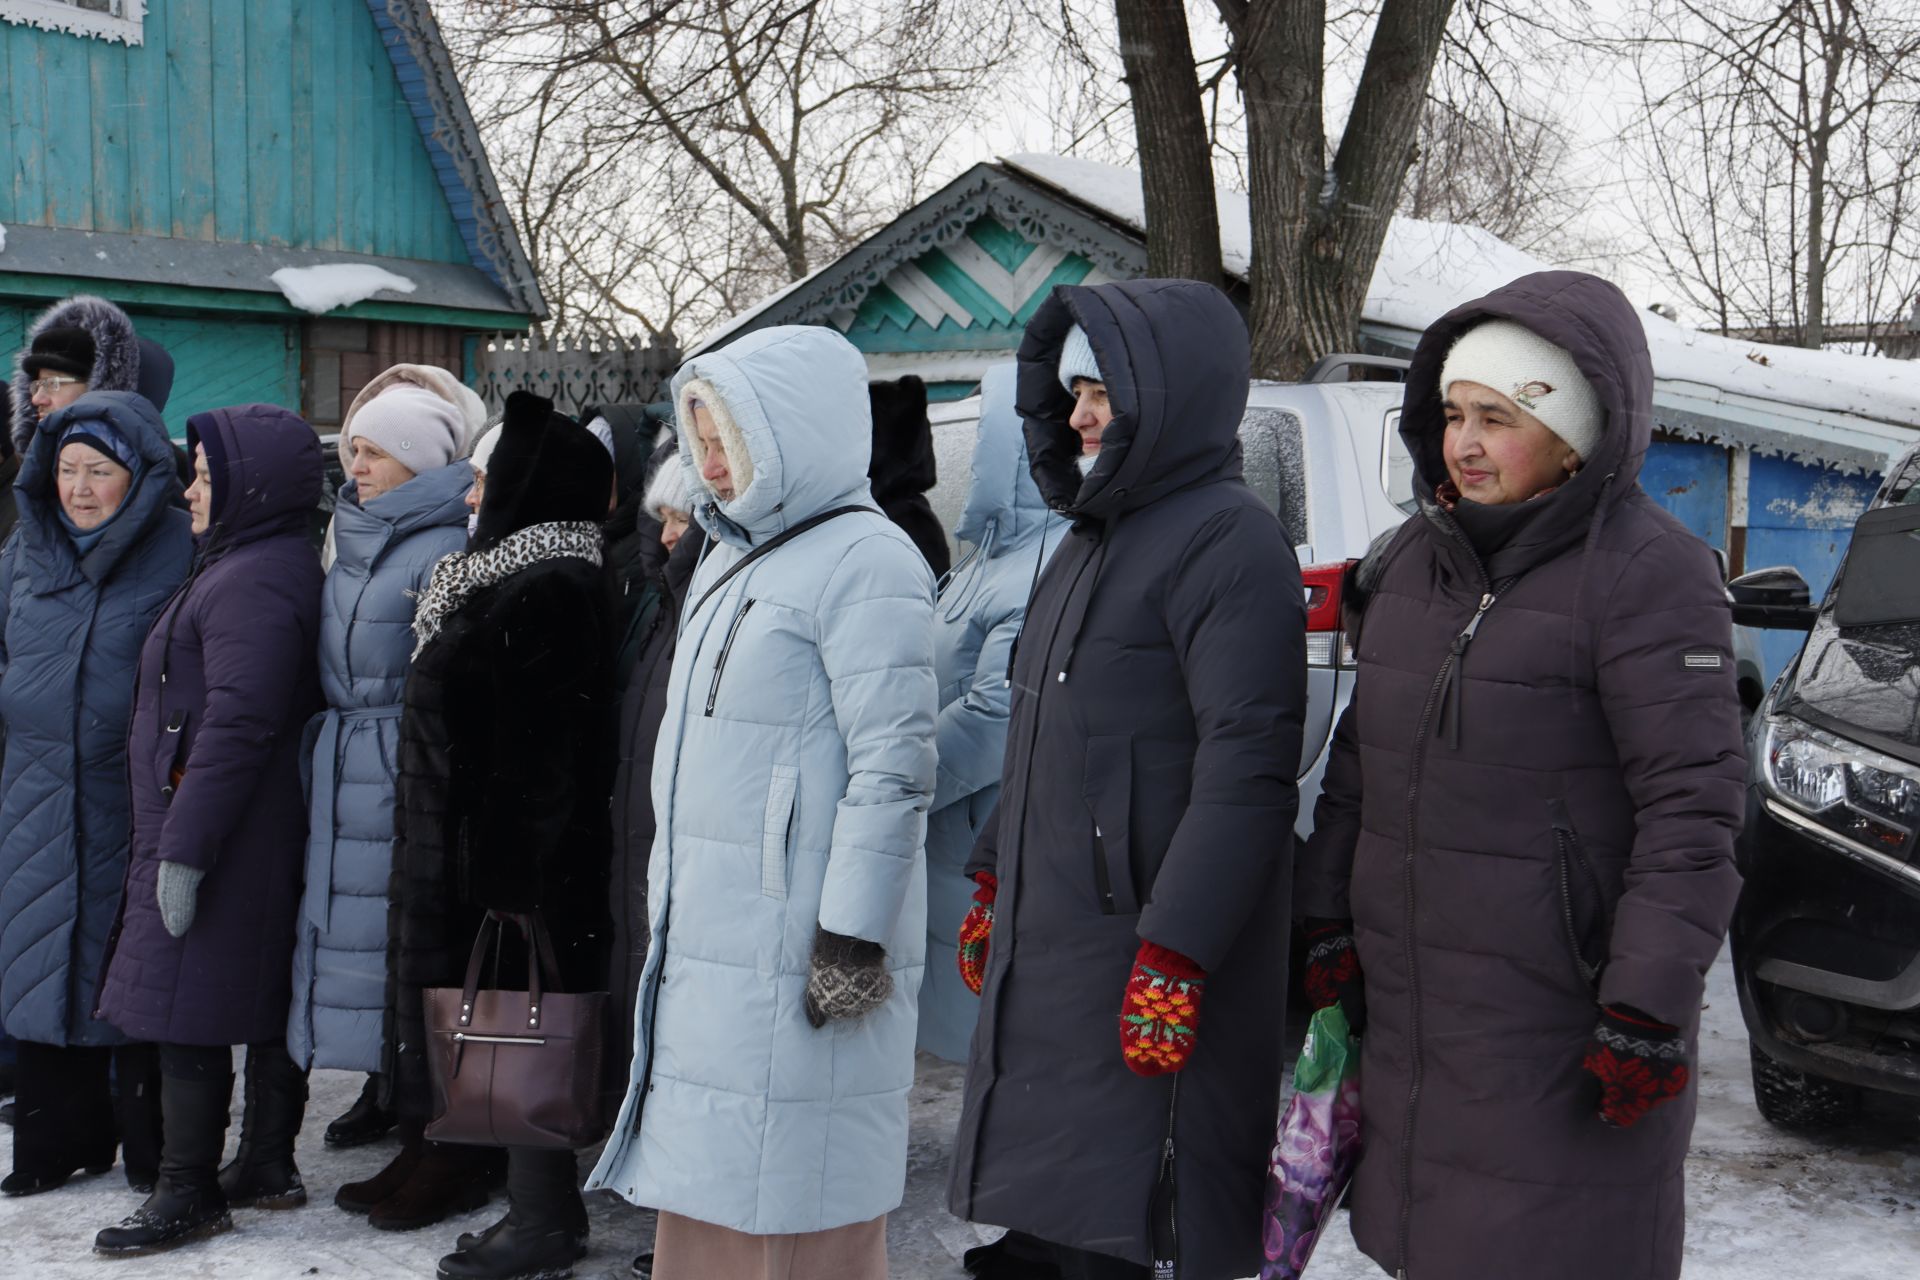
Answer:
[
  {"left": 457, "top": 912, "right": 566, "bottom": 1030},
  {"left": 688, "top": 505, "right": 873, "bottom": 620}
]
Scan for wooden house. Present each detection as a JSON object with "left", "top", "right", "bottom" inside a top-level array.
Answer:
[{"left": 0, "top": 0, "right": 543, "bottom": 437}]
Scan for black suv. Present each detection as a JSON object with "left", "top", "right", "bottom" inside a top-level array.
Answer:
[{"left": 1730, "top": 443, "right": 1920, "bottom": 1129}]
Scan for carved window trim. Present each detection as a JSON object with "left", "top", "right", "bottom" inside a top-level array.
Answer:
[{"left": 0, "top": 0, "right": 145, "bottom": 44}]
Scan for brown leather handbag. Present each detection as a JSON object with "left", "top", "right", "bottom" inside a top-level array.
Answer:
[{"left": 423, "top": 912, "right": 610, "bottom": 1149}]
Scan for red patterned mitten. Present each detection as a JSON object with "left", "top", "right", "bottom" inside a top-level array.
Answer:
[
  {"left": 1583, "top": 1005, "right": 1690, "bottom": 1128},
  {"left": 1120, "top": 941, "right": 1207, "bottom": 1077},
  {"left": 1302, "top": 919, "right": 1366, "bottom": 1033},
  {"left": 956, "top": 873, "right": 996, "bottom": 996}
]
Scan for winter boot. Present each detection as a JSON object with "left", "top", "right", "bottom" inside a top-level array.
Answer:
[
  {"left": 113, "top": 1045, "right": 164, "bottom": 1194},
  {"left": 455, "top": 1150, "right": 588, "bottom": 1254},
  {"left": 336, "top": 1136, "right": 423, "bottom": 1214},
  {"left": 325, "top": 1072, "right": 397, "bottom": 1148},
  {"left": 93, "top": 1071, "right": 235, "bottom": 1256},
  {"left": 367, "top": 1141, "right": 505, "bottom": 1231},
  {"left": 4, "top": 1041, "right": 117, "bottom": 1197},
  {"left": 437, "top": 1148, "right": 587, "bottom": 1280},
  {"left": 218, "top": 1042, "right": 309, "bottom": 1209}
]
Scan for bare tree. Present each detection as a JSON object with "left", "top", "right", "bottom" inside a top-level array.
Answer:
[
  {"left": 1115, "top": 0, "right": 1223, "bottom": 285},
  {"left": 1625, "top": 0, "right": 1920, "bottom": 347},
  {"left": 447, "top": 0, "right": 1013, "bottom": 337}
]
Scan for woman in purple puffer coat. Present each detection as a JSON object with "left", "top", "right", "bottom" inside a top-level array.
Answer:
[{"left": 93, "top": 403, "right": 325, "bottom": 1258}]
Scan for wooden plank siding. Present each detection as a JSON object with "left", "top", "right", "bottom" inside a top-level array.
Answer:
[{"left": 0, "top": 0, "right": 466, "bottom": 264}]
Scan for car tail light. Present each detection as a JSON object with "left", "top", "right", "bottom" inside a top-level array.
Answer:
[{"left": 1302, "top": 561, "right": 1357, "bottom": 668}]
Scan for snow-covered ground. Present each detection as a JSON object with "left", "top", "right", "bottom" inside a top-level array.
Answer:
[{"left": 3, "top": 950, "right": 1916, "bottom": 1278}]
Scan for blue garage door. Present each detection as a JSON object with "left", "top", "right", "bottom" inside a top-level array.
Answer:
[
  {"left": 1746, "top": 455, "right": 1880, "bottom": 680},
  {"left": 1642, "top": 440, "right": 1730, "bottom": 552}
]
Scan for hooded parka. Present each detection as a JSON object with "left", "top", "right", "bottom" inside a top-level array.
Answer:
[
  {"left": 384, "top": 397, "right": 616, "bottom": 1124},
  {"left": 1296, "top": 271, "right": 1747, "bottom": 1280},
  {"left": 0, "top": 392, "right": 192, "bottom": 1046},
  {"left": 97, "top": 405, "right": 325, "bottom": 1047},
  {"left": 946, "top": 280, "right": 1307, "bottom": 1279},
  {"left": 587, "top": 326, "right": 938, "bottom": 1236},
  {"left": 286, "top": 461, "right": 473, "bottom": 1072},
  {"left": 9, "top": 296, "right": 144, "bottom": 455},
  {"left": 917, "top": 364, "right": 1065, "bottom": 1064}
]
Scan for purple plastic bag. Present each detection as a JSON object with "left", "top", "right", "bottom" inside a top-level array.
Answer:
[{"left": 1260, "top": 1003, "right": 1362, "bottom": 1280}]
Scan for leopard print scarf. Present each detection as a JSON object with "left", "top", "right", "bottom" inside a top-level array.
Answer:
[{"left": 411, "top": 521, "right": 604, "bottom": 659}]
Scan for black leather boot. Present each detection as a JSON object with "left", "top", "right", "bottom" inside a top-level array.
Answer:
[
  {"left": 4, "top": 1041, "right": 117, "bottom": 1197},
  {"left": 219, "top": 1042, "right": 309, "bottom": 1209},
  {"left": 437, "top": 1148, "right": 586, "bottom": 1280},
  {"left": 325, "top": 1072, "right": 398, "bottom": 1148},
  {"left": 114, "top": 1045, "right": 164, "bottom": 1194},
  {"left": 94, "top": 1070, "right": 235, "bottom": 1256}
]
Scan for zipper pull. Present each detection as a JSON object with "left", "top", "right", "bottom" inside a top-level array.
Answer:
[{"left": 1441, "top": 593, "right": 1495, "bottom": 751}]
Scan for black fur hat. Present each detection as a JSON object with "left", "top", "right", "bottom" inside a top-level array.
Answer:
[
  {"left": 472, "top": 391, "right": 615, "bottom": 552},
  {"left": 22, "top": 326, "right": 97, "bottom": 380},
  {"left": 11, "top": 295, "right": 142, "bottom": 453}
]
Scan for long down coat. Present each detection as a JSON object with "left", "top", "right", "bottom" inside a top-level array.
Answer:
[
  {"left": 917, "top": 363, "right": 1065, "bottom": 1064},
  {"left": 587, "top": 325, "right": 938, "bottom": 1236},
  {"left": 97, "top": 405, "right": 325, "bottom": 1047},
  {"left": 0, "top": 392, "right": 192, "bottom": 1046},
  {"left": 947, "top": 281, "right": 1307, "bottom": 1280},
  {"left": 286, "top": 462, "right": 472, "bottom": 1072},
  {"left": 1296, "top": 271, "right": 1747, "bottom": 1280}
]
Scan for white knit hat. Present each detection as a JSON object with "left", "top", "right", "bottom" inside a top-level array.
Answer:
[
  {"left": 468, "top": 424, "right": 503, "bottom": 475},
  {"left": 344, "top": 385, "right": 468, "bottom": 474},
  {"left": 1057, "top": 324, "right": 1103, "bottom": 393},
  {"left": 1440, "top": 319, "right": 1603, "bottom": 461},
  {"left": 644, "top": 449, "right": 693, "bottom": 521}
]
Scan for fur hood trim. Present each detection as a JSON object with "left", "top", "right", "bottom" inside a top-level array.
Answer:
[
  {"left": 677, "top": 376, "right": 755, "bottom": 500},
  {"left": 11, "top": 295, "right": 142, "bottom": 453}
]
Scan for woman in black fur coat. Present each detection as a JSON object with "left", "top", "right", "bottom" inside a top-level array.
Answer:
[{"left": 361, "top": 392, "right": 616, "bottom": 1280}]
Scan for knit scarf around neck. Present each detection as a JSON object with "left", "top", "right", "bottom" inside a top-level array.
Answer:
[{"left": 411, "top": 520, "right": 604, "bottom": 658}]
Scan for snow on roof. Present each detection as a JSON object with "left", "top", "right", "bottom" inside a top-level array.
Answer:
[
  {"left": 1005, "top": 153, "right": 1920, "bottom": 445},
  {"left": 272, "top": 264, "right": 419, "bottom": 316},
  {"left": 684, "top": 264, "right": 832, "bottom": 357}
]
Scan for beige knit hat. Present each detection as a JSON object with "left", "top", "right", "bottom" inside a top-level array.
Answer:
[{"left": 1440, "top": 320, "right": 1603, "bottom": 461}]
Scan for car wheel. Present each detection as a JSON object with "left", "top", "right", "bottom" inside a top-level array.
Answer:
[{"left": 1750, "top": 1043, "right": 1860, "bottom": 1130}]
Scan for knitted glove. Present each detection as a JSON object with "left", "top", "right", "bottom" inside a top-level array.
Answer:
[
  {"left": 1120, "top": 941, "right": 1206, "bottom": 1077},
  {"left": 1303, "top": 919, "right": 1366, "bottom": 1035},
  {"left": 956, "top": 872, "right": 997, "bottom": 996},
  {"left": 155, "top": 861, "right": 205, "bottom": 939},
  {"left": 1583, "top": 1005, "right": 1690, "bottom": 1128},
  {"left": 803, "top": 928, "right": 893, "bottom": 1029}
]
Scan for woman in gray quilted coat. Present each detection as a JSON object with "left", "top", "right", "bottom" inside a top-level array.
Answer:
[{"left": 1296, "top": 271, "right": 1746, "bottom": 1280}]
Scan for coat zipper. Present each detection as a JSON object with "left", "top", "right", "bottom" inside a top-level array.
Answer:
[
  {"left": 1091, "top": 824, "right": 1115, "bottom": 914},
  {"left": 1397, "top": 524, "right": 1503, "bottom": 1277},
  {"left": 1149, "top": 1075, "right": 1179, "bottom": 1278},
  {"left": 703, "top": 598, "right": 755, "bottom": 716}
]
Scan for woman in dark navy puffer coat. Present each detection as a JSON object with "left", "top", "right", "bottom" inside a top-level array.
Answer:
[
  {"left": 0, "top": 391, "right": 191, "bottom": 1196},
  {"left": 94, "top": 404, "right": 325, "bottom": 1257},
  {"left": 1296, "top": 272, "right": 1747, "bottom": 1280}
]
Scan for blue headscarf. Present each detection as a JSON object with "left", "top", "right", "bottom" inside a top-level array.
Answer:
[{"left": 55, "top": 419, "right": 145, "bottom": 554}]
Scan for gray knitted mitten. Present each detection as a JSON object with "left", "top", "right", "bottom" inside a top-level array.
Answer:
[
  {"left": 155, "top": 861, "right": 205, "bottom": 938},
  {"left": 802, "top": 928, "right": 892, "bottom": 1029}
]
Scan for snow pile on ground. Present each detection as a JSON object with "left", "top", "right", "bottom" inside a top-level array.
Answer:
[
  {"left": 271, "top": 264, "right": 417, "bottom": 316},
  {"left": 1003, "top": 153, "right": 1920, "bottom": 436},
  {"left": 2, "top": 953, "right": 1914, "bottom": 1278}
]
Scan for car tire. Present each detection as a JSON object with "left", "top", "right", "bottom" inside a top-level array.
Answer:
[{"left": 1750, "top": 1043, "right": 1860, "bottom": 1130}]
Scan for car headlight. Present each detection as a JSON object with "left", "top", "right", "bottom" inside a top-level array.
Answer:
[{"left": 1762, "top": 715, "right": 1920, "bottom": 856}]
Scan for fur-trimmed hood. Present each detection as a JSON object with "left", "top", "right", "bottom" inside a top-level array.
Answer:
[
  {"left": 11, "top": 296, "right": 144, "bottom": 453},
  {"left": 670, "top": 326, "right": 874, "bottom": 547}
]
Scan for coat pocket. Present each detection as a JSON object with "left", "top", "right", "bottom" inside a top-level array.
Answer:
[
  {"left": 704, "top": 598, "right": 756, "bottom": 716},
  {"left": 761, "top": 764, "right": 800, "bottom": 899},
  {"left": 1549, "top": 797, "right": 1607, "bottom": 990},
  {"left": 1083, "top": 735, "right": 1139, "bottom": 915}
]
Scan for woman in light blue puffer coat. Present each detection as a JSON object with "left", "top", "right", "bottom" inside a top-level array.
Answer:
[
  {"left": 285, "top": 373, "right": 475, "bottom": 1156},
  {"left": 917, "top": 364, "right": 1065, "bottom": 1064},
  {"left": 588, "top": 326, "right": 936, "bottom": 1280}
]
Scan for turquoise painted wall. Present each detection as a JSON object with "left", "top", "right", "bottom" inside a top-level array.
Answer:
[
  {"left": 1, "top": 302, "right": 298, "bottom": 441},
  {"left": 0, "top": 0, "right": 467, "bottom": 264}
]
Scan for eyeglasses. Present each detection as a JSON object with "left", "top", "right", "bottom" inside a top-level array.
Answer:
[{"left": 29, "top": 375, "right": 85, "bottom": 396}]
